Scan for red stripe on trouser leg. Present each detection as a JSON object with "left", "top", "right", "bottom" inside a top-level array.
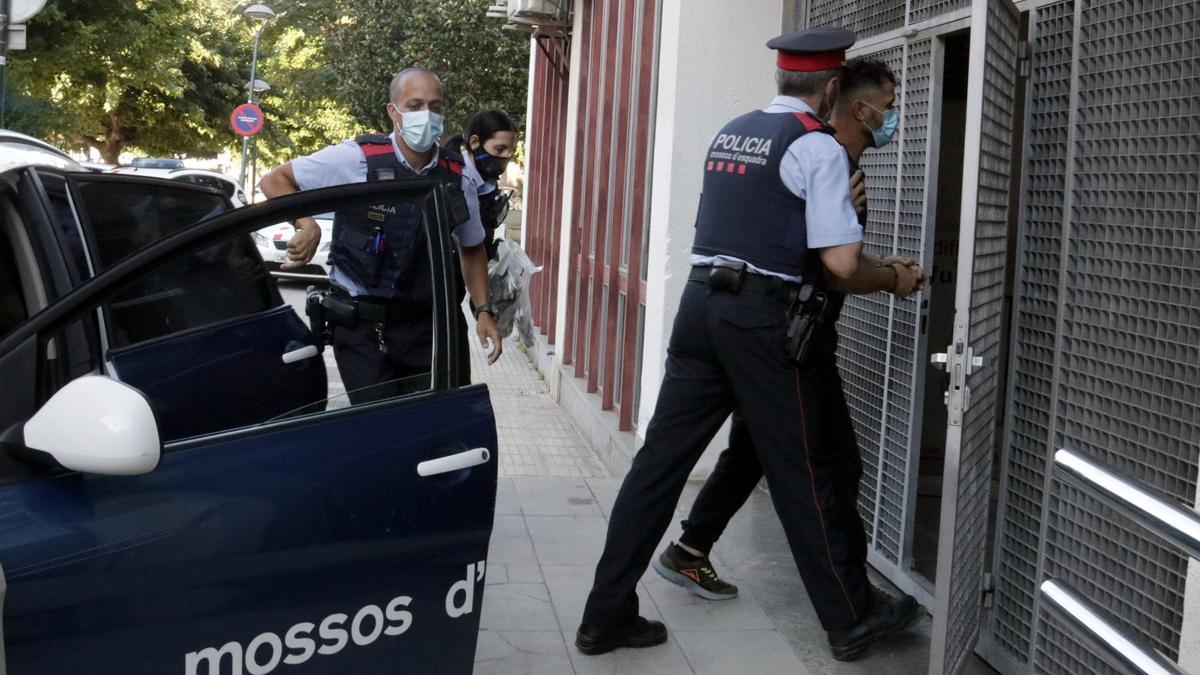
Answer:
[{"left": 794, "top": 368, "right": 858, "bottom": 621}]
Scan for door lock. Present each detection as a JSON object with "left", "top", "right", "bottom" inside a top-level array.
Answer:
[{"left": 931, "top": 352, "right": 949, "bottom": 371}]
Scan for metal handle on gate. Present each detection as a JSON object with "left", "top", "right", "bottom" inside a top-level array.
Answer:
[
  {"left": 1040, "top": 448, "right": 1200, "bottom": 674},
  {"left": 1039, "top": 579, "right": 1182, "bottom": 675},
  {"left": 1054, "top": 449, "right": 1200, "bottom": 560}
]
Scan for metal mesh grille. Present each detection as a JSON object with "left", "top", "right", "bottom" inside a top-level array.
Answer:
[
  {"left": 991, "top": 1, "right": 1074, "bottom": 663},
  {"left": 805, "top": 0, "right": 904, "bottom": 39},
  {"left": 941, "top": 0, "right": 1019, "bottom": 670},
  {"left": 874, "top": 39, "right": 934, "bottom": 565},
  {"left": 837, "top": 44, "right": 904, "bottom": 551},
  {"left": 909, "top": 0, "right": 970, "bottom": 24},
  {"left": 1031, "top": 0, "right": 1200, "bottom": 669},
  {"left": 1034, "top": 485, "right": 1178, "bottom": 674}
]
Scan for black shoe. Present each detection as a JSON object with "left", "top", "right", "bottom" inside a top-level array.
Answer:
[
  {"left": 652, "top": 542, "right": 738, "bottom": 601},
  {"left": 827, "top": 592, "right": 922, "bottom": 662},
  {"left": 575, "top": 616, "right": 668, "bottom": 655}
]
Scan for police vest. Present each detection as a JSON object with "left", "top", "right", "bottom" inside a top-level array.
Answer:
[
  {"left": 692, "top": 111, "right": 834, "bottom": 278},
  {"left": 331, "top": 135, "right": 465, "bottom": 301}
]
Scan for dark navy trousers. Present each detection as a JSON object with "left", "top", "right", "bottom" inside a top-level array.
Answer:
[
  {"left": 582, "top": 280, "right": 873, "bottom": 632},
  {"left": 677, "top": 331, "right": 867, "bottom": 573}
]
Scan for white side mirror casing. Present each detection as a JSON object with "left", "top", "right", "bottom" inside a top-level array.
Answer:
[{"left": 23, "top": 376, "right": 161, "bottom": 476}]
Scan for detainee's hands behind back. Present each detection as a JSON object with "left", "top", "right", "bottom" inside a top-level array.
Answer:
[{"left": 889, "top": 258, "right": 926, "bottom": 298}]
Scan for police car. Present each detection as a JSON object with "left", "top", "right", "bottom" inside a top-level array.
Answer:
[
  {"left": 0, "top": 135, "right": 498, "bottom": 673},
  {"left": 110, "top": 160, "right": 251, "bottom": 207},
  {"left": 252, "top": 214, "right": 335, "bottom": 281}
]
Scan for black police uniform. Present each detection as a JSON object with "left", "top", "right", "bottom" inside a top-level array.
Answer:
[
  {"left": 675, "top": 154, "right": 865, "bottom": 568},
  {"left": 327, "top": 135, "right": 472, "bottom": 403},
  {"left": 581, "top": 29, "right": 875, "bottom": 635}
]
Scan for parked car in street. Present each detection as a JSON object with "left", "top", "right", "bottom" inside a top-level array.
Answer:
[
  {"left": 110, "top": 163, "right": 250, "bottom": 207},
  {"left": 253, "top": 213, "right": 335, "bottom": 281},
  {"left": 0, "top": 141, "right": 497, "bottom": 673}
]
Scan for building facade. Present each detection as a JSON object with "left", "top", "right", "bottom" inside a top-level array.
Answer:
[{"left": 505, "top": 0, "right": 1200, "bottom": 672}]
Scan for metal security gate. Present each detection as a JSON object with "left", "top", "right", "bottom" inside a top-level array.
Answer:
[
  {"left": 834, "top": 31, "right": 942, "bottom": 607},
  {"left": 927, "top": 0, "right": 1020, "bottom": 672},
  {"left": 983, "top": 0, "right": 1200, "bottom": 673}
]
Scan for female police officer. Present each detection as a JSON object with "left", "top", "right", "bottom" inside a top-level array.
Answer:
[{"left": 443, "top": 109, "right": 518, "bottom": 259}]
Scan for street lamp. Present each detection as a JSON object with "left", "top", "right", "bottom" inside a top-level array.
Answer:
[
  {"left": 238, "top": 3, "right": 275, "bottom": 192},
  {"left": 246, "top": 79, "right": 271, "bottom": 94}
]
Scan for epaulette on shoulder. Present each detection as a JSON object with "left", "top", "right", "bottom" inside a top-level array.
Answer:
[
  {"left": 792, "top": 112, "right": 833, "bottom": 134},
  {"left": 355, "top": 133, "right": 393, "bottom": 157},
  {"left": 437, "top": 147, "right": 464, "bottom": 176}
]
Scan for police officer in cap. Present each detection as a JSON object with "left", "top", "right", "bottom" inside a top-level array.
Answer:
[
  {"left": 575, "top": 28, "right": 924, "bottom": 660},
  {"left": 261, "top": 67, "right": 502, "bottom": 403},
  {"left": 652, "top": 55, "right": 920, "bottom": 625}
]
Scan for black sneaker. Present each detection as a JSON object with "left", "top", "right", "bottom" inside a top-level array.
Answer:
[
  {"left": 575, "top": 616, "right": 668, "bottom": 655},
  {"left": 651, "top": 542, "right": 738, "bottom": 601},
  {"left": 827, "top": 592, "right": 923, "bottom": 662}
]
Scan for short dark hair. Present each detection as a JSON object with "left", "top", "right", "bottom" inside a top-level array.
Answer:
[
  {"left": 838, "top": 58, "right": 897, "bottom": 102},
  {"left": 775, "top": 68, "right": 840, "bottom": 97}
]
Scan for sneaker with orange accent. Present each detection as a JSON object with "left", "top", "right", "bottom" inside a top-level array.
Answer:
[{"left": 651, "top": 543, "right": 738, "bottom": 601}]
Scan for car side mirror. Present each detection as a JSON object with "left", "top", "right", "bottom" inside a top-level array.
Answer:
[{"left": 22, "top": 376, "right": 161, "bottom": 476}]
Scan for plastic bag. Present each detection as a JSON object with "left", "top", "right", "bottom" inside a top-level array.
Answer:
[{"left": 487, "top": 239, "right": 542, "bottom": 347}]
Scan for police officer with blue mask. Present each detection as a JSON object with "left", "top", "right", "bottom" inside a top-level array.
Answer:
[
  {"left": 575, "top": 30, "right": 924, "bottom": 660},
  {"left": 260, "top": 67, "right": 502, "bottom": 403}
]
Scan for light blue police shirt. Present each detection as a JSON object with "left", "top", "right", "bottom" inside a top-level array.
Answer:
[
  {"left": 691, "top": 96, "right": 864, "bottom": 282},
  {"left": 291, "top": 133, "right": 486, "bottom": 296}
]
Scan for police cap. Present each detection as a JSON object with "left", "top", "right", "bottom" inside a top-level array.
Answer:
[{"left": 767, "top": 27, "right": 856, "bottom": 72}]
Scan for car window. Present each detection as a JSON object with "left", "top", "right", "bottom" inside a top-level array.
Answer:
[
  {"left": 0, "top": 219, "right": 28, "bottom": 338},
  {"left": 35, "top": 171, "right": 90, "bottom": 282},
  {"left": 98, "top": 196, "right": 444, "bottom": 441},
  {"left": 70, "top": 178, "right": 277, "bottom": 349}
]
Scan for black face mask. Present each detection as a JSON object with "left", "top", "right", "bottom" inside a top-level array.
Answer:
[{"left": 473, "top": 150, "right": 509, "bottom": 180}]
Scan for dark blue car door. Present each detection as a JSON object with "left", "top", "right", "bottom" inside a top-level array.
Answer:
[
  {"left": 0, "top": 181, "right": 497, "bottom": 674},
  {"left": 64, "top": 173, "right": 326, "bottom": 441}
]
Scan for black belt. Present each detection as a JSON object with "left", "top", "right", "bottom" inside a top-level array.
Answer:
[
  {"left": 330, "top": 288, "right": 429, "bottom": 323},
  {"left": 689, "top": 265, "right": 802, "bottom": 298}
]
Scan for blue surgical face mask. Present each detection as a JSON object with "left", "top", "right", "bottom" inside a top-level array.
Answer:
[
  {"left": 862, "top": 101, "right": 899, "bottom": 149},
  {"left": 397, "top": 109, "right": 444, "bottom": 152}
]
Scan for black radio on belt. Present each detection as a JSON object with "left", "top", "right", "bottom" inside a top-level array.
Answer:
[
  {"left": 785, "top": 282, "right": 828, "bottom": 366},
  {"left": 707, "top": 258, "right": 747, "bottom": 292}
]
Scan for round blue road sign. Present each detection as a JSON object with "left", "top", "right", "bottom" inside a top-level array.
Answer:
[{"left": 231, "top": 103, "right": 264, "bottom": 136}]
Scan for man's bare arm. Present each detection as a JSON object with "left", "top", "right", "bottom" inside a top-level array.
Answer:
[{"left": 260, "top": 162, "right": 321, "bottom": 270}]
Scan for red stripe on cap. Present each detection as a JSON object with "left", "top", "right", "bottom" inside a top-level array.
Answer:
[
  {"left": 776, "top": 51, "right": 844, "bottom": 72},
  {"left": 360, "top": 143, "right": 393, "bottom": 157}
]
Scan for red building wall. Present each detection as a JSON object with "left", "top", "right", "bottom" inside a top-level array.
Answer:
[{"left": 522, "top": 0, "right": 661, "bottom": 432}]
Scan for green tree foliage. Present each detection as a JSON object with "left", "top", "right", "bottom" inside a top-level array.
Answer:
[
  {"left": 322, "top": 0, "right": 531, "bottom": 138},
  {"left": 7, "top": 0, "right": 529, "bottom": 168},
  {"left": 8, "top": 0, "right": 245, "bottom": 164}
]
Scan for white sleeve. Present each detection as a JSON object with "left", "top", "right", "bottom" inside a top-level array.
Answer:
[
  {"left": 451, "top": 173, "right": 486, "bottom": 248},
  {"left": 290, "top": 140, "right": 365, "bottom": 191},
  {"left": 783, "top": 134, "right": 863, "bottom": 249}
]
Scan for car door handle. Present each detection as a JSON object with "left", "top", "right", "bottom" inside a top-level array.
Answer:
[
  {"left": 417, "top": 448, "right": 492, "bottom": 477},
  {"left": 282, "top": 344, "right": 319, "bottom": 364}
]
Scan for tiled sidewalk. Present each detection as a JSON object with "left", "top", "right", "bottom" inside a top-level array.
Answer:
[
  {"left": 469, "top": 333, "right": 993, "bottom": 674},
  {"left": 470, "top": 333, "right": 608, "bottom": 479}
]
